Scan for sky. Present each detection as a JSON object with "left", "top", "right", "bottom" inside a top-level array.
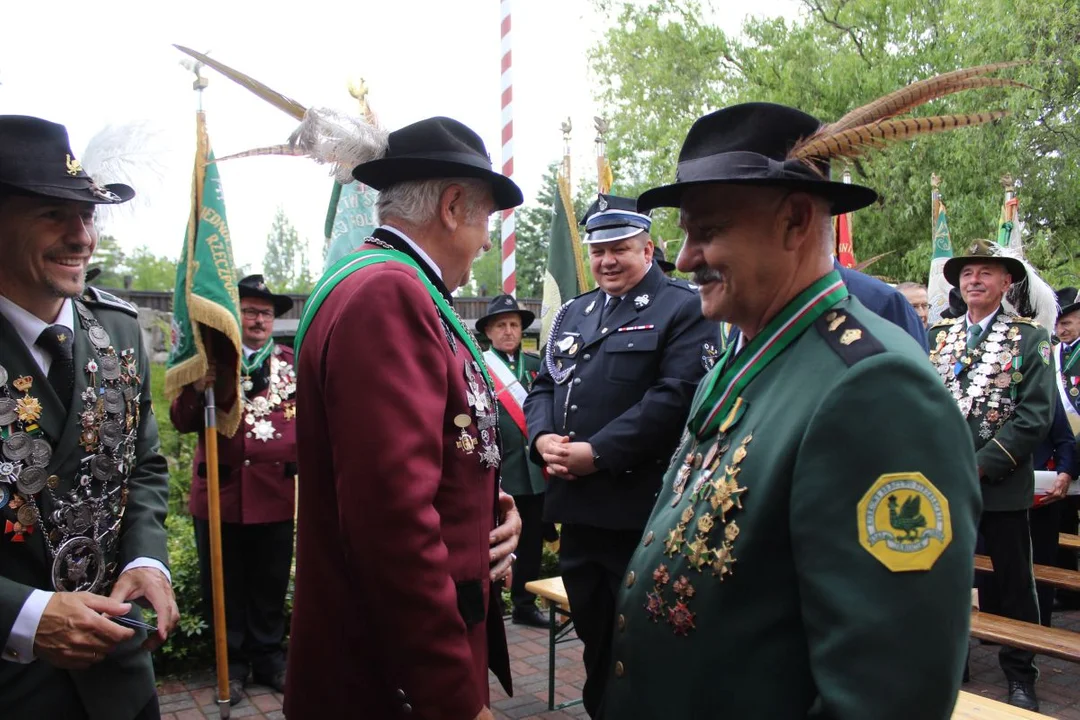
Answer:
[{"left": 0, "top": 0, "right": 800, "bottom": 277}]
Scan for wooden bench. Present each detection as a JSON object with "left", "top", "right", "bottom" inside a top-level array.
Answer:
[
  {"left": 953, "top": 690, "right": 1053, "bottom": 718},
  {"left": 975, "top": 554, "right": 1080, "bottom": 592},
  {"left": 523, "top": 576, "right": 1054, "bottom": 716},
  {"left": 970, "top": 609, "right": 1080, "bottom": 663},
  {"left": 523, "top": 577, "right": 582, "bottom": 712},
  {"left": 1060, "top": 532, "right": 1080, "bottom": 551}
]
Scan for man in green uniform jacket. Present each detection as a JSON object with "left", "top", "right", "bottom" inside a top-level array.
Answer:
[
  {"left": 0, "top": 116, "right": 177, "bottom": 719},
  {"left": 928, "top": 238, "right": 1055, "bottom": 711},
  {"left": 477, "top": 296, "right": 547, "bottom": 626},
  {"left": 600, "top": 103, "right": 982, "bottom": 720}
]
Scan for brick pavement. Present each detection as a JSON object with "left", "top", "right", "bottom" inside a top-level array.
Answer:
[{"left": 159, "top": 611, "right": 1080, "bottom": 719}]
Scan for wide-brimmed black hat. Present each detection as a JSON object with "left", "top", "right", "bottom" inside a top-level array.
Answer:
[
  {"left": 637, "top": 103, "right": 878, "bottom": 216},
  {"left": 1058, "top": 287, "right": 1080, "bottom": 318},
  {"left": 238, "top": 275, "right": 293, "bottom": 317},
  {"left": 943, "top": 239, "right": 1026, "bottom": 288},
  {"left": 653, "top": 244, "right": 676, "bottom": 273},
  {"left": 0, "top": 115, "right": 134, "bottom": 205},
  {"left": 475, "top": 294, "right": 535, "bottom": 334},
  {"left": 352, "top": 116, "right": 522, "bottom": 211},
  {"left": 579, "top": 194, "right": 652, "bottom": 244}
]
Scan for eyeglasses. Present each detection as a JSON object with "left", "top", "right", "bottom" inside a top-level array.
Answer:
[{"left": 241, "top": 308, "right": 275, "bottom": 320}]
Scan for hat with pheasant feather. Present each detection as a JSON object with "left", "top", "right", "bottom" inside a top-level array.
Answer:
[{"left": 638, "top": 62, "right": 1027, "bottom": 215}]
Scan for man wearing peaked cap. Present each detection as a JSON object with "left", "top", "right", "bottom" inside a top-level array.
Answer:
[
  {"left": 287, "top": 116, "right": 522, "bottom": 720},
  {"left": 0, "top": 115, "right": 177, "bottom": 719},
  {"left": 1055, "top": 287, "right": 1080, "bottom": 420},
  {"left": 475, "top": 296, "right": 547, "bottom": 628},
  {"left": 171, "top": 274, "right": 297, "bottom": 703},
  {"left": 524, "top": 192, "right": 716, "bottom": 717},
  {"left": 928, "top": 238, "right": 1054, "bottom": 709},
  {"left": 604, "top": 98, "right": 985, "bottom": 719}
]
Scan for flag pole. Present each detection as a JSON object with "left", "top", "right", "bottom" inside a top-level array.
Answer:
[{"left": 192, "top": 68, "right": 232, "bottom": 719}]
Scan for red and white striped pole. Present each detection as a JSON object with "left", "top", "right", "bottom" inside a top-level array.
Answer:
[{"left": 499, "top": 0, "right": 516, "bottom": 296}]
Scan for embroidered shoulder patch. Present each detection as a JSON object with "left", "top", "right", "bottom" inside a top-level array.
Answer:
[
  {"left": 857, "top": 472, "right": 952, "bottom": 572},
  {"left": 1039, "top": 340, "right": 1051, "bottom": 366},
  {"left": 815, "top": 311, "right": 885, "bottom": 367},
  {"left": 82, "top": 286, "right": 138, "bottom": 318}
]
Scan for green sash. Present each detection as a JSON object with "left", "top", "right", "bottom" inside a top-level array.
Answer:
[
  {"left": 688, "top": 271, "right": 849, "bottom": 439},
  {"left": 242, "top": 339, "right": 275, "bottom": 375},
  {"left": 294, "top": 249, "right": 493, "bottom": 386}
]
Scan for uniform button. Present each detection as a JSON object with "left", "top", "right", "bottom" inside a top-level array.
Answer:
[
  {"left": 583, "top": 353, "right": 592, "bottom": 360},
  {"left": 628, "top": 342, "right": 635, "bottom": 348},
  {"left": 570, "top": 405, "right": 578, "bottom": 412},
  {"left": 402, "top": 703, "right": 413, "bottom": 713},
  {"left": 615, "top": 661, "right": 625, "bottom": 677},
  {"left": 625, "top": 571, "right": 635, "bottom": 588},
  {"left": 618, "top": 614, "right": 626, "bottom": 631},
  {"left": 602, "top": 327, "right": 609, "bottom": 334},
  {"left": 573, "top": 378, "right": 582, "bottom": 385},
  {"left": 396, "top": 689, "right": 406, "bottom": 700},
  {"left": 643, "top": 531, "right": 654, "bottom": 547},
  {"left": 568, "top": 431, "right": 577, "bottom": 439},
  {"left": 243, "top": 459, "right": 251, "bottom": 467}
]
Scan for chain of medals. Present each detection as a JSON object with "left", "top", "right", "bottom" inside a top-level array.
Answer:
[
  {"left": 0, "top": 300, "right": 138, "bottom": 593},
  {"left": 366, "top": 236, "right": 501, "bottom": 469},
  {"left": 544, "top": 299, "right": 576, "bottom": 385},
  {"left": 241, "top": 345, "right": 297, "bottom": 443},
  {"left": 930, "top": 315, "right": 1022, "bottom": 439}
]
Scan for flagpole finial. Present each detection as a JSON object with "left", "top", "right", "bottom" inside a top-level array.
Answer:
[
  {"left": 931, "top": 173, "right": 941, "bottom": 189},
  {"left": 1000, "top": 174, "right": 1015, "bottom": 191},
  {"left": 594, "top": 116, "right": 609, "bottom": 145},
  {"left": 179, "top": 51, "right": 210, "bottom": 110},
  {"left": 348, "top": 77, "right": 374, "bottom": 121}
]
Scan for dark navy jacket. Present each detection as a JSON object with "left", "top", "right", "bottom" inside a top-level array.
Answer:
[
  {"left": 1033, "top": 397, "right": 1078, "bottom": 477},
  {"left": 524, "top": 263, "right": 718, "bottom": 530},
  {"left": 836, "top": 260, "right": 929, "bottom": 351}
]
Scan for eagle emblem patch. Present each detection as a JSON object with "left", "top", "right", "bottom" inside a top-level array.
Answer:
[{"left": 857, "top": 472, "right": 952, "bottom": 572}]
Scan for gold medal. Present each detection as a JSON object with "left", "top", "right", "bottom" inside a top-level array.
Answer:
[
  {"left": 17, "top": 504, "right": 39, "bottom": 527},
  {"left": 1012, "top": 372, "right": 1023, "bottom": 383},
  {"left": 12, "top": 376, "right": 33, "bottom": 393},
  {"left": 455, "top": 428, "right": 477, "bottom": 454},
  {"left": 453, "top": 413, "right": 472, "bottom": 428},
  {"left": 732, "top": 446, "right": 747, "bottom": 464},
  {"left": 1071, "top": 387, "right": 1079, "bottom": 397}
]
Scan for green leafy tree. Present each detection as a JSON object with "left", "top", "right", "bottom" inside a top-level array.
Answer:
[
  {"left": 262, "top": 207, "right": 316, "bottom": 293},
  {"left": 125, "top": 246, "right": 179, "bottom": 291},
  {"left": 89, "top": 234, "right": 127, "bottom": 288},
  {"left": 591, "top": 0, "right": 1080, "bottom": 284}
]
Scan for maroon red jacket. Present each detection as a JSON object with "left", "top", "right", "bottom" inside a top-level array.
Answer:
[
  {"left": 170, "top": 344, "right": 298, "bottom": 525},
  {"left": 285, "top": 255, "right": 511, "bottom": 720}
]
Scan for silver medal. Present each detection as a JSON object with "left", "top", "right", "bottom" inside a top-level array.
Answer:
[
  {"left": 88, "top": 325, "right": 111, "bottom": 349},
  {"left": 51, "top": 536, "right": 106, "bottom": 593},
  {"left": 0, "top": 398, "right": 17, "bottom": 426},
  {"left": 3, "top": 431, "right": 32, "bottom": 461},
  {"left": 103, "top": 388, "right": 124, "bottom": 414},
  {"left": 30, "top": 439, "right": 52, "bottom": 468},
  {"left": 98, "top": 355, "right": 121, "bottom": 381},
  {"left": 90, "top": 454, "right": 115, "bottom": 481},
  {"left": 0, "top": 364, "right": 7, "bottom": 387},
  {"left": 99, "top": 421, "right": 122, "bottom": 449},
  {"left": 16, "top": 466, "right": 47, "bottom": 495}
]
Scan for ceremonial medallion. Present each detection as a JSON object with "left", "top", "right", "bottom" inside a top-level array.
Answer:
[
  {"left": 88, "top": 325, "right": 111, "bottom": 349},
  {"left": 3, "top": 432, "right": 32, "bottom": 461},
  {"left": 51, "top": 536, "right": 106, "bottom": 593},
  {"left": 456, "top": 429, "right": 477, "bottom": 454},
  {"left": 15, "top": 396, "right": 42, "bottom": 423},
  {"left": 0, "top": 398, "right": 17, "bottom": 426},
  {"left": 0, "top": 461, "right": 18, "bottom": 484},
  {"left": 16, "top": 467, "right": 47, "bottom": 495},
  {"left": 453, "top": 414, "right": 472, "bottom": 428}
]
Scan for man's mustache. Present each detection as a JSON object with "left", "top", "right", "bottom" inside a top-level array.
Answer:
[{"left": 691, "top": 267, "right": 723, "bottom": 285}]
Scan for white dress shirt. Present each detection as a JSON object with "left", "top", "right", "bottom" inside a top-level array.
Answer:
[
  {"left": 0, "top": 294, "right": 170, "bottom": 663},
  {"left": 379, "top": 225, "right": 444, "bottom": 280}
]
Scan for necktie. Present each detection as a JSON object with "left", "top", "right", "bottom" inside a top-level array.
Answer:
[
  {"left": 37, "top": 324, "right": 75, "bottom": 409},
  {"left": 966, "top": 323, "right": 983, "bottom": 350},
  {"left": 599, "top": 296, "right": 621, "bottom": 329}
]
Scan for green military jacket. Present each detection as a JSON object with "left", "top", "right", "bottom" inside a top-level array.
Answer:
[
  {"left": 488, "top": 349, "right": 545, "bottom": 496},
  {"left": 928, "top": 309, "right": 1055, "bottom": 512},
  {"left": 0, "top": 288, "right": 169, "bottom": 719},
  {"left": 602, "top": 282, "right": 981, "bottom": 720}
]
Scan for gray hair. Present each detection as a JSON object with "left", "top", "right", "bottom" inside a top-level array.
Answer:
[
  {"left": 376, "top": 177, "right": 491, "bottom": 225},
  {"left": 897, "top": 281, "right": 927, "bottom": 292}
]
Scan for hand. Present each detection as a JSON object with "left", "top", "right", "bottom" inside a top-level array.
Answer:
[
  {"left": 34, "top": 592, "right": 135, "bottom": 669},
  {"left": 474, "top": 708, "right": 495, "bottom": 720},
  {"left": 1048, "top": 472, "right": 1072, "bottom": 500},
  {"left": 538, "top": 433, "right": 573, "bottom": 479},
  {"left": 192, "top": 366, "right": 216, "bottom": 393},
  {"left": 561, "top": 442, "right": 598, "bottom": 477},
  {"left": 490, "top": 491, "right": 521, "bottom": 584},
  {"left": 109, "top": 567, "right": 178, "bottom": 651}
]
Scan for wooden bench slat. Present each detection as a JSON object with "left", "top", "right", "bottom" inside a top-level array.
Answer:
[
  {"left": 525, "top": 577, "right": 569, "bottom": 609},
  {"left": 1061, "top": 532, "right": 1080, "bottom": 550},
  {"left": 970, "top": 610, "right": 1080, "bottom": 664},
  {"left": 953, "top": 690, "right": 1052, "bottom": 718},
  {"left": 974, "top": 554, "right": 1080, "bottom": 592}
]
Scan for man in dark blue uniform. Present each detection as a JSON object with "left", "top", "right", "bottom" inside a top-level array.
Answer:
[
  {"left": 836, "top": 262, "right": 928, "bottom": 350},
  {"left": 524, "top": 194, "right": 717, "bottom": 717}
]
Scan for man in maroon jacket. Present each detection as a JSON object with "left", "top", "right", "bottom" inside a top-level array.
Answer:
[
  {"left": 285, "top": 117, "right": 522, "bottom": 720},
  {"left": 171, "top": 275, "right": 297, "bottom": 704}
]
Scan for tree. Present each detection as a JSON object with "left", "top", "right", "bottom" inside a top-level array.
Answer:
[
  {"left": 262, "top": 207, "right": 316, "bottom": 293},
  {"left": 90, "top": 234, "right": 127, "bottom": 288},
  {"left": 591, "top": 0, "right": 1080, "bottom": 285},
  {"left": 125, "top": 246, "right": 179, "bottom": 291}
]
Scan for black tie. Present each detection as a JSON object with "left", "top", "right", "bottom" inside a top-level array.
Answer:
[
  {"left": 38, "top": 324, "right": 74, "bottom": 409},
  {"left": 599, "top": 296, "right": 621, "bottom": 329}
]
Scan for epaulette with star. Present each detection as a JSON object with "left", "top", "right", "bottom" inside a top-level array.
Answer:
[{"left": 81, "top": 286, "right": 139, "bottom": 318}]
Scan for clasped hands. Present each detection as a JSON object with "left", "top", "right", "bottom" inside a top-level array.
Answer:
[
  {"left": 33, "top": 567, "right": 178, "bottom": 669},
  {"left": 536, "top": 433, "right": 597, "bottom": 480}
]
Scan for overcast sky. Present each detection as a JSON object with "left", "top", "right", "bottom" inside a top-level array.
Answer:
[{"left": 1, "top": 0, "right": 799, "bottom": 275}]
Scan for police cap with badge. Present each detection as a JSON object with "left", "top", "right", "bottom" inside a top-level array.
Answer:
[{"left": 580, "top": 193, "right": 654, "bottom": 244}]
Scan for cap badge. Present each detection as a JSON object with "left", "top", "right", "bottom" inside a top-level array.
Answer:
[
  {"left": 634, "top": 294, "right": 650, "bottom": 309},
  {"left": 65, "top": 154, "right": 82, "bottom": 177},
  {"left": 598, "top": 196, "right": 609, "bottom": 212}
]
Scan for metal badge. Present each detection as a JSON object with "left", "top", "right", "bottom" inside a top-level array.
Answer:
[
  {"left": 0, "top": 460, "right": 19, "bottom": 484},
  {"left": 103, "top": 389, "right": 124, "bottom": 414},
  {"left": 88, "top": 326, "right": 111, "bottom": 349},
  {"left": 584, "top": 299, "right": 596, "bottom": 315},
  {"left": 634, "top": 294, "right": 650, "bottom": 309},
  {"left": 91, "top": 455, "right": 115, "bottom": 481},
  {"left": 0, "top": 484, "right": 9, "bottom": 508},
  {"left": 0, "top": 364, "right": 7, "bottom": 387},
  {"left": 17, "top": 467, "right": 47, "bottom": 495},
  {"left": 51, "top": 536, "right": 105, "bottom": 593},
  {"left": 99, "top": 421, "right": 122, "bottom": 449},
  {"left": 99, "top": 355, "right": 121, "bottom": 381},
  {"left": 3, "top": 432, "right": 32, "bottom": 461},
  {"left": 0, "top": 398, "right": 17, "bottom": 426},
  {"left": 17, "top": 503, "right": 39, "bottom": 527},
  {"left": 30, "top": 439, "right": 52, "bottom": 468}
]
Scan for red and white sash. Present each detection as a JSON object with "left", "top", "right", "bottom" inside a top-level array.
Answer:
[{"left": 483, "top": 349, "right": 529, "bottom": 438}]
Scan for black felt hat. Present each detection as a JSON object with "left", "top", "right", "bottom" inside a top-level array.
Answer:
[
  {"left": 579, "top": 194, "right": 652, "bottom": 244},
  {"left": 475, "top": 294, "right": 535, "bottom": 334},
  {"left": 653, "top": 244, "right": 676, "bottom": 273},
  {"left": 943, "top": 239, "right": 1026, "bottom": 288},
  {"left": 352, "top": 116, "right": 523, "bottom": 211},
  {"left": 1057, "top": 287, "right": 1080, "bottom": 318},
  {"left": 637, "top": 103, "right": 878, "bottom": 215},
  {"left": 238, "top": 275, "right": 293, "bottom": 317},
  {"left": 0, "top": 115, "right": 134, "bottom": 204}
]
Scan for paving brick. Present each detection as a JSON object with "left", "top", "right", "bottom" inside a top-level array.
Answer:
[
  {"left": 159, "top": 698, "right": 197, "bottom": 713},
  {"left": 174, "top": 710, "right": 207, "bottom": 720},
  {"left": 252, "top": 693, "right": 282, "bottom": 713}
]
